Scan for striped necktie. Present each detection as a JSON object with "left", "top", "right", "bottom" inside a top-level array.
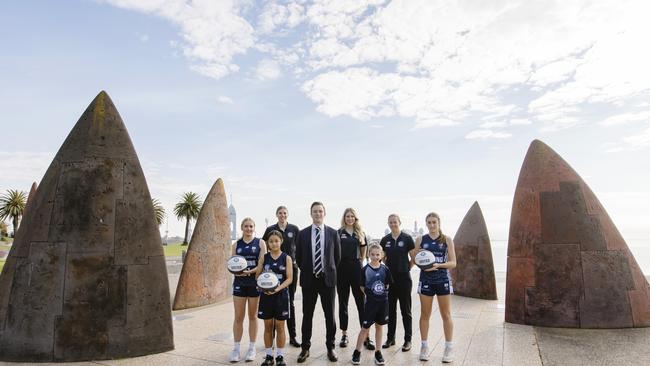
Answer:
[{"left": 314, "top": 226, "right": 323, "bottom": 276}]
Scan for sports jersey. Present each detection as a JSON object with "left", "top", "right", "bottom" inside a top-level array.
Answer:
[{"left": 418, "top": 234, "right": 450, "bottom": 284}]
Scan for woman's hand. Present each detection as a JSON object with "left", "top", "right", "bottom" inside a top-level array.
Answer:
[
  {"left": 264, "top": 288, "right": 277, "bottom": 295},
  {"left": 424, "top": 263, "right": 440, "bottom": 272},
  {"left": 235, "top": 269, "right": 254, "bottom": 277}
]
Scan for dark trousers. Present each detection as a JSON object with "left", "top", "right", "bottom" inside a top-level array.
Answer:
[
  {"left": 287, "top": 266, "right": 298, "bottom": 339},
  {"left": 301, "top": 275, "right": 337, "bottom": 350},
  {"left": 387, "top": 272, "right": 412, "bottom": 342},
  {"left": 337, "top": 260, "right": 364, "bottom": 331}
]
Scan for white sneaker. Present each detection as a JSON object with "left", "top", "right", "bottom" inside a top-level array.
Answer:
[
  {"left": 229, "top": 348, "right": 240, "bottom": 363},
  {"left": 244, "top": 347, "right": 256, "bottom": 362},
  {"left": 442, "top": 345, "right": 454, "bottom": 363},
  {"left": 419, "top": 346, "right": 430, "bottom": 361}
]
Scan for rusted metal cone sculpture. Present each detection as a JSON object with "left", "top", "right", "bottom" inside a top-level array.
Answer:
[
  {"left": 23, "top": 182, "right": 38, "bottom": 217},
  {"left": 450, "top": 201, "right": 497, "bottom": 300},
  {"left": 505, "top": 139, "right": 650, "bottom": 328},
  {"left": 173, "top": 178, "right": 231, "bottom": 310},
  {"left": 0, "top": 91, "right": 174, "bottom": 361}
]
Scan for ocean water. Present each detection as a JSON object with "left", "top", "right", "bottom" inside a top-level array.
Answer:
[{"left": 491, "top": 239, "right": 650, "bottom": 275}]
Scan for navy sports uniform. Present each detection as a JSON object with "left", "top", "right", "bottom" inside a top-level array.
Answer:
[
  {"left": 380, "top": 231, "right": 415, "bottom": 342},
  {"left": 262, "top": 223, "right": 300, "bottom": 338},
  {"left": 233, "top": 237, "right": 261, "bottom": 297},
  {"left": 258, "top": 252, "right": 291, "bottom": 320},
  {"left": 360, "top": 263, "right": 393, "bottom": 329},
  {"left": 417, "top": 234, "right": 453, "bottom": 297},
  {"left": 337, "top": 229, "right": 367, "bottom": 332}
]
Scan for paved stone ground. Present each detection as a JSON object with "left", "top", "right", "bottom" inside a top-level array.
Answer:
[{"left": 2, "top": 271, "right": 649, "bottom": 366}]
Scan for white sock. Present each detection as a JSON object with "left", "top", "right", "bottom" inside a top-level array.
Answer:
[
  {"left": 265, "top": 347, "right": 273, "bottom": 356},
  {"left": 421, "top": 341, "right": 428, "bottom": 348},
  {"left": 234, "top": 342, "right": 241, "bottom": 351},
  {"left": 445, "top": 341, "right": 453, "bottom": 348},
  {"left": 249, "top": 342, "right": 255, "bottom": 350},
  {"left": 277, "top": 348, "right": 285, "bottom": 357}
]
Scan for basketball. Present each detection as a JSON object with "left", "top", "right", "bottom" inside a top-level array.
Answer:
[
  {"left": 256, "top": 271, "right": 280, "bottom": 292},
  {"left": 227, "top": 255, "right": 248, "bottom": 274},
  {"left": 414, "top": 250, "right": 436, "bottom": 270}
]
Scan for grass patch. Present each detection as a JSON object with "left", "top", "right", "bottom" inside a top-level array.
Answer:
[{"left": 163, "top": 242, "right": 187, "bottom": 257}]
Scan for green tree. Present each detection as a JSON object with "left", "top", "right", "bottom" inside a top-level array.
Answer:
[
  {"left": 0, "top": 189, "right": 27, "bottom": 237},
  {"left": 152, "top": 198, "right": 166, "bottom": 226},
  {"left": 173, "top": 192, "right": 202, "bottom": 245}
]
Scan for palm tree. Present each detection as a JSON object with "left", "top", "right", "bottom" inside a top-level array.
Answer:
[
  {"left": 0, "top": 189, "right": 27, "bottom": 237},
  {"left": 173, "top": 192, "right": 202, "bottom": 245},
  {"left": 152, "top": 198, "right": 166, "bottom": 226}
]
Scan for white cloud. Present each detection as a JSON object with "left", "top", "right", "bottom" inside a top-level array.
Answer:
[
  {"left": 600, "top": 110, "right": 650, "bottom": 126},
  {"left": 103, "top": 0, "right": 650, "bottom": 132},
  {"left": 139, "top": 34, "right": 150, "bottom": 43},
  {"left": 216, "top": 95, "right": 234, "bottom": 104},
  {"left": 254, "top": 59, "right": 281, "bottom": 80},
  {"left": 102, "top": 0, "right": 255, "bottom": 80},
  {"left": 465, "top": 129, "right": 512, "bottom": 140},
  {"left": 605, "top": 127, "right": 650, "bottom": 152},
  {"left": 0, "top": 151, "right": 53, "bottom": 187}
]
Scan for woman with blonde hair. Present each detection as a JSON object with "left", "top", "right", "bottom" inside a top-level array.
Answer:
[
  {"left": 336, "top": 208, "right": 371, "bottom": 348},
  {"left": 413, "top": 212, "right": 456, "bottom": 363},
  {"left": 230, "top": 217, "right": 267, "bottom": 362}
]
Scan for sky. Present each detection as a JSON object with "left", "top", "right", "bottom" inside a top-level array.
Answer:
[{"left": 1, "top": 0, "right": 650, "bottom": 249}]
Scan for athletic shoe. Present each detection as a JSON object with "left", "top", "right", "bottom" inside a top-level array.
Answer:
[
  {"left": 364, "top": 337, "right": 376, "bottom": 350},
  {"left": 245, "top": 347, "right": 256, "bottom": 362},
  {"left": 275, "top": 356, "right": 286, "bottom": 366},
  {"left": 382, "top": 339, "right": 395, "bottom": 349},
  {"left": 230, "top": 349, "right": 241, "bottom": 363},
  {"left": 261, "top": 354, "right": 274, "bottom": 366},
  {"left": 340, "top": 334, "right": 349, "bottom": 347},
  {"left": 419, "top": 345, "right": 430, "bottom": 361},
  {"left": 374, "top": 351, "right": 385, "bottom": 365},
  {"left": 352, "top": 350, "right": 361, "bottom": 365},
  {"left": 442, "top": 344, "right": 454, "bottom": 363}
]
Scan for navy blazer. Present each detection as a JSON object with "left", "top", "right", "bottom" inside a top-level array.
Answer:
[{"left": 295, "top": 224, "right": 341, "bottom": 288}]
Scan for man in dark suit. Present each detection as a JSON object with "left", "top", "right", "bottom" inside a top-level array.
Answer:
[{"left": 295, "top": 201, "right": 341, "bottom": 362}]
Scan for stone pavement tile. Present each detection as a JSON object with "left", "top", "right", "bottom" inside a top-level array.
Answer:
[
  {"left": 462, "top": 324, "right": 504, "bottom": 366},
  {"left": 93, "top": 353, "right": 218, "bottom": 366},
  {"left": 535, "top": 327, "right": 650, "bottom": 366},
  {"left": 0, "top": 363, "right": 99, "bottom": 366},
  {"left": 502, "top": 323, "right": 542, "bottom": 366}
]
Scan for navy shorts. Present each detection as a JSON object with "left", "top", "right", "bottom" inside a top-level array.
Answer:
[
  {"left": 418, "top": 280, "right": 453, "bottom": 297},
  {"left": 233, "top": 284, "right": 260, "bottom": 298},
  {"left": 361, "top": 298, "right": 389, "bottom": 328},
  {"left": 258, "top": 290, "right": 290, "bottom": 320}
]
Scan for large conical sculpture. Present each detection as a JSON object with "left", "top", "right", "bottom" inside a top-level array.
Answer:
[
  {"left": 450, "top": 201, "right": 497, "bottom": 300},
  {"left": 173, "top": 178, "right": 231, "bottom": 310},
  {"left": 23, "top": 182, "right": 38, "bottom": 217},
  {"left": 505, "top": 140, "right": 650, "bottom": 328},
  {"left": 0, "top": 91, "right": 174, "bottom": 361}
]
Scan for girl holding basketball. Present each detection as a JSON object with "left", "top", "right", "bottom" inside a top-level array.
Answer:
[
  {"left": 412, "top": 212, "right": 456, "bottom": 363},
  {"left": 230, "top": 218, "right": 267, "bottom": 363},
  {"left": 253, "top": 230, "right": 293, "bottom": 366}
]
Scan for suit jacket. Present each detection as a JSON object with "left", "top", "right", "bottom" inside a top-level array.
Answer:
[{"left": 295, "top": 224, "right": 341, "bottom": 288}]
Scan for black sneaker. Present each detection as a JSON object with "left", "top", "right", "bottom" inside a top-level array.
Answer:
[
  {"left": 275, "top": 355, "right": 286, "bottom": 366},
  {"left": 340, "top": 334, "right": 349, "bottom": 347},
  {"left": 261, "top": 354, "right": 274, "bottom": 366},
  {"left": 364, "top": 337, "right": 376, "bottom": 350},
  {"left": 374, "top": 351, "right": 385, "bottom": 365},
  {"left": 382, "top": 339, "right": 395, "bottom": 349},
  {"left": 352, "top": 350, "right": 361, "bottom": 365}
]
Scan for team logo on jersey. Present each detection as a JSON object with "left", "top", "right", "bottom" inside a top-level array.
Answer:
[
  {"left": 252, "top": 246, "right": 257, "bottom": 252},
  {"left": 265, "top": 264, "right": 271, "bottom": 271},
  {"left": 372, "top": 281, "right": 385, "bottom": 295},
  {"left": 385, "top": 242, "right": 392, "bottom": 247},
  {"left": 287, "top": 232, "right": 294, "bottom": 238},
  {"left": 237, "top": 248, "right": 242, "bottom": 254},
  {"left": 398, "top": 241, "right": 404, "bottom": 247},
  {"left": 279, "top": 265, "right": 286, "bottom": 271},
  {"left": 341, "top": 233, "right": 348, "bottom": 239},
  {"left": 423, "top": 243, "right": 429, "bottom": 249}
]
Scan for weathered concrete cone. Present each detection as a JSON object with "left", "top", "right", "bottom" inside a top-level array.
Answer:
[
  {"left": 0, "top": 91, "right": 174, "bottom": 361},
  {"left": 450, "top": 201, "right": 497, "bottom": 300},
  {"left": 505, "top": 139, "right": 650, "bottom": 328},
  {"left": 173, "top": 178, "right": 231, "bottom": 310},
  {"left": 23, "top": 182, "right": 38, "bottom": 218}
]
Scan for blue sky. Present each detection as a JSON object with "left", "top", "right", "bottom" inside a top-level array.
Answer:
[{"left": 1, "top": 0, "right": 650, "bottom": 248}]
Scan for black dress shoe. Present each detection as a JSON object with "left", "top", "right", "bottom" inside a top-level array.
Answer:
[
  {"left": 297, "top": 350, "right": 309, "bottom": 363},
  {"left": 289, "top": 338, "right": 301, "bottom": 348},
  {"left": 339, "top": 334, "right": 349, "bottom": 347},
  {"left": 327, "top": 348, "right": 338, "bottom": 362},
  {"left": 401, "top": 340, "right": 412, "bottom": 352},
  {"left": 382, "top": 339, "right": 395, "bottom": 349},
  {"left": 364, "top": 337, "right": 376, "bottom": 350}
]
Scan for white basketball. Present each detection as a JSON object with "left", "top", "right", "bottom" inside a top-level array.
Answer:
[
  {"left": 227, "top": 255, "right": 248, "bottom": 274},
  {"left": 257, "top": 271, "right": 280, "bottom": 292},
  {"left": 414, "top": 250, "right": 436, "bottom": 270}
]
